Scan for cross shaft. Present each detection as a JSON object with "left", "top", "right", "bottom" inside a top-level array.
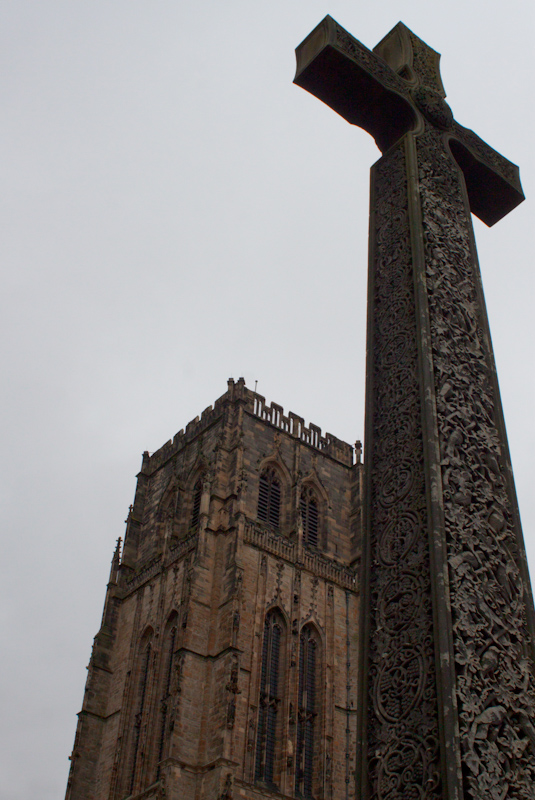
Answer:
[{"left": 294, "top": 17, "right": 535, "bottom": 800}]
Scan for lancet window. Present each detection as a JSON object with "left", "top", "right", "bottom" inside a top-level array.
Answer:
[
  {"left": 190, "top": 478, "right": 203, "bottom": 530},
  {"left": 255, "top": 610, "right": 285, "bottom": 789},
  {"left": 300, "top": 486, "right": 319, "bottom": 549},
  {"left": 295, "top": 625, "right": 319, "bottom": 798},
  {"left": 257, "top": 468, "right": 281, "bottom": 529}
]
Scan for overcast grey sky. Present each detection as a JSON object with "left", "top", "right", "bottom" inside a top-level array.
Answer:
[{"left": 1, "top": 2, "right": 533, "bottom": 797}]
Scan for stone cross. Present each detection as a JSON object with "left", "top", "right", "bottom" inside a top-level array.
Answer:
[{"left": 295, "top": 17, "right": 535, "bottom": 800}]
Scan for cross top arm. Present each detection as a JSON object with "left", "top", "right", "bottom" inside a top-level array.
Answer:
[{"left": 294, "top": 16, "right": 524, "bottom": 226}]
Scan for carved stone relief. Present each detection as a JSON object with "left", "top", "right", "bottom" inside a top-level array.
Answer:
[
  {"left": 269, "top": 559, "right": 285, "bottom": 605},
  {"left": 367, "top": 141, "right": 441, "bottom": 800},
  {"left": 407, "top": 29, "right": 442, "bottom": 93},
  {"left": 418, "top": 127, "right": 535, "bottom": 798}
]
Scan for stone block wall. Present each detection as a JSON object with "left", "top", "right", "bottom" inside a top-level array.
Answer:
[{"left": 66, "top": 379, "right": 361, "bottom": 800}]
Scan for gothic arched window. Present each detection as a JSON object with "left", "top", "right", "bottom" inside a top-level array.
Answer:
[
  {"left": 190, "top": 478, "right": 203, "bottom": 530},
  {"left": 255, "top": 610, "right": 285, "bottom": 789},
  {"left": 155, "top": 614, "right": 178, "bottom": 780},
  {"left": 257, "top": 468, "right": 281, "bottom": 529},
  {"left": 295, "top": 626, "right": 320, "bottom": 798},
  {"left": 300, "top": 486, "right": 319, "bottom": 549}
]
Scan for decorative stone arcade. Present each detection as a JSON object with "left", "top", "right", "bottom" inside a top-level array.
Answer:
[{"left": 294, "top": 17, "right": 535, "bottom": 800}]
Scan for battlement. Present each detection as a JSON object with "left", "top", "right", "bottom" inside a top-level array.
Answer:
[
  {"left": 143, "top": 377, "right": 356, "bottom": 474},
  {"left": 141, "top": 388, "right": 230, "bottom": 474},
  {"left": 247, "top": 386, "right": 355, "bottom": 466}
]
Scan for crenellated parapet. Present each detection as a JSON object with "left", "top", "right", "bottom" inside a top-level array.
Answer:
[
  {"left": 144, "top": 377, "right": 356, "bottom": 476},
  {"left": 250, "top": 389, "right": 354, "bottom": 466}
]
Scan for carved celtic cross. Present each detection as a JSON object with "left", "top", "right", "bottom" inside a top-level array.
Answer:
[{"left": 295, "top": 17, "right": 535, "bottom": 800}]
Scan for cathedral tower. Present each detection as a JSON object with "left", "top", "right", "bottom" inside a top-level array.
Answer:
[{"left": 66, "top": 378, "right": 361, "bottom": 799}]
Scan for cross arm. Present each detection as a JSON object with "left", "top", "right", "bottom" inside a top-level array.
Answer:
[
  {"left": 294, "top": 16, "right": 416, "bottom": 153},
  {"left": 448, "top": 123, "right": 524, "bottom": 226}
]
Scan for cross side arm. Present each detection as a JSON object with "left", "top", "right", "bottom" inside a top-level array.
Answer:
[
  {"left": 449, "top": 122, "right": 524, "bottom": 225},
  {"left": 294, "top": 16, "right": 524, "bottom": 226},
  {"left": 294, "top": 16, "right": 416, "bottom": 153}
]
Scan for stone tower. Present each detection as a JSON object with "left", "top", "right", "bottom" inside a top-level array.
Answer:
[{"left": 66, "top": 378, "right": 361, "bottom": 800}]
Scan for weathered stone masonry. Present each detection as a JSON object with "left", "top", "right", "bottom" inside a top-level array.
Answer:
[{"left": 66, "top": 378, "right": 361, "bottom": 800}]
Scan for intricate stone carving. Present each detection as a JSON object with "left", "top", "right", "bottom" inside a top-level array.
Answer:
[
  {"left": 412, "top": 87, "right": 453, "bottom": 130},
  {"left": 269, "top": 559, "right": 284, "bottom": 605},
  {"left": 418, "top": 127, "right": 535, "bottom": 798},
  {"left": 294, "top": 16, "right": 534, "bottom": 800},
  {"left": 309, "top": 576, "right": 319, "bottom": 616},
  {"left": 367, "top": 142, "right": 441, "bottom": 800},
  {"left": 407, "top": 29, "right": 442, "bottom": 92}
]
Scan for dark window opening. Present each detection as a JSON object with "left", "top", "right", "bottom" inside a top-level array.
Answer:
[
  {"left": 190, "top": 479, "right": 203, "bottom": 530},
  {"left": 255, "top": 611, "right": 284, "bottom": 789},
  {"left": 257, "top": 469, "right": 281, "bottom": 529},
  {"left": 295, "top": 627, "right": 318, "bottom": 799},
  {"left": 300, "top": 487, "right": 319, "bottom": 549}
]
